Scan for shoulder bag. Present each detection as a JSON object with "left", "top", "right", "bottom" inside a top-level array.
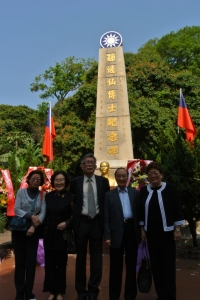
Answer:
[{"left": 10, "top": 192, "right": 39, "bottom": 231}]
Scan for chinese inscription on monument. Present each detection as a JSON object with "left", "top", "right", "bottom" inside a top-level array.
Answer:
[{"left": 94, "top": 31, "right": 134, "bottom": 170}]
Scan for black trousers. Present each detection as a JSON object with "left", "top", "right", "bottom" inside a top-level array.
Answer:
[
  {"left": 146, "top": 229, "right": 176, "bottom": 300},
  {"left": 12, "top": 231, "right": 39, "bottom": 300},
  {"left": 43, "top": 248, "right": 68, "bottom": 295},
  {"left": 75, "top": 215, "right": 102, "bottom": 298},
  {"left": 109, "top": 221, "right": 138, "bottom": 300}
]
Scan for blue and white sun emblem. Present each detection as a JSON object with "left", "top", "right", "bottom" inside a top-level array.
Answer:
[{"left": 100, "top": 31, "right": 122, "bottom": 48}]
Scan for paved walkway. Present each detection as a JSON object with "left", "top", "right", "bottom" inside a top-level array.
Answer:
[{"left": 0, "top": 232, "right": 200, "bottom": 300}]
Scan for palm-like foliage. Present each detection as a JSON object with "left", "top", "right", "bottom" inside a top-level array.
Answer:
[{"left": 0, "top": 213, "right": 7, "bottom": 233}]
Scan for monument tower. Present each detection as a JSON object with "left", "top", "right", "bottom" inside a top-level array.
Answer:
[{"left": 94, "top": 31, "right": 133, "bottom": 179}]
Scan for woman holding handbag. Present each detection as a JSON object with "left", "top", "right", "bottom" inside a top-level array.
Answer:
[
  {"left": 139, "top": 162, "right": 185, "bottom": 300},
  {"left": 43, "top": 170, "right": 74, "bottom": 300},
  {"left": 11, "top": 170, "right": 46, "bottom": 300}
]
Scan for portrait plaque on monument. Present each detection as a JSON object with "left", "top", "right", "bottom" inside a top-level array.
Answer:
[{"left": 94, "top": 31, "right": 134, "bottom": 180}]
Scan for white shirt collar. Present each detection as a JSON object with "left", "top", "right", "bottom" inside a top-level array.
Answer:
[
  {"left": 117, "top": 186, "right": 128, "bottom": 193},
  {"left": 84, "top": 174, "right": 95, "bottom": 183}
]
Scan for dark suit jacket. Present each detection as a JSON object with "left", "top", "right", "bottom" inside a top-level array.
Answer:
[
  {"left": 70, "top": 175, "right": 110, "bottom": 236},
  {"left": 43, "top": 190, "right": 74, "bottom": 250},
  {"left": 104, "top": 187, "right": 140, "bottom": 249}
]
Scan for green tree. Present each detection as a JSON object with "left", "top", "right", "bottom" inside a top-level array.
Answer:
[
  {"left": 30, "top": 56, "right": 95, "bottom": 102},
  {"left": 36, "top": 102, "right": 49, "bottom": 120},
  {"left": 7, "top": 142, "right": 45, "bottom": 193},
  {"left": 7, "top": 151, "right": 20, "bottom": 192},
  {"left": 124, "top": 45, "right": 200, "bottom": 159},
  {"left": 156, "top": 26, "right": 200, "bottom": 75},
  {"left": 0, "top": 105, "right": 39, "bottom": 154},
  {"left": 163, "top": 135, "right": 200, "bottom": 247},
  {"left": 32, "top": 102, "right": 49, "bottom": 143},
  {"left": 22, "top": 142, "right": 45, "bottom": 173},
  {"left": 0, "top": 105, "right": 38, "bottom": 133},
  {"left": 49, "top": 63, "right": 98, "bottom": 177}
]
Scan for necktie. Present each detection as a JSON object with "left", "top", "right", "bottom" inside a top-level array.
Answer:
[{"left": 87, "top": 179, "right": 96, "bottom": 218}]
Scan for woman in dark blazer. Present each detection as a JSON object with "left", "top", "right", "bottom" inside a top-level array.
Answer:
[
  {"left": 43, "top": 171, "right": 74, "bottom": 300},
  {"left": 139, "top": 162, "right": 185, "bottom": 300}
]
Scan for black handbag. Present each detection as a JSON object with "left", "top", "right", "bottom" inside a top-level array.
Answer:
[
  {"left": 10, "top": 216, "right": 30, "bottom": 231},
  {"left": 63, "top": 229, "right": 77, "bottom": 254},
  {"left": 137, "top": 240, "right": 152, "bottom": 293},
  {"left": 11, "top": 192, "right": 39, "bottom": 232}
]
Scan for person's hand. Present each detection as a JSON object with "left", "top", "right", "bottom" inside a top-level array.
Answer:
[
  {"left": 57, "top": 222, "right": 67, "bottom": 231},
  {"left": 105, "top": 240, "right": 111, "bottom": 246},
  {"left": 31, "top": 215, "right": 40, "bottom": 227},
  {"left": 141, "top": 228, "right": 146, "bottom": 241},
  {"left": 26, "top": 226, "right": 35, "bottom": 236},
  {"left": 174, "top": 230, "right": 181, "bottom": 242}
]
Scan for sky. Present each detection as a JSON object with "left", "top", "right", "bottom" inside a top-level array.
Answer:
[{"left": 0, "top": 0, "right": 200, "bottom": 110}]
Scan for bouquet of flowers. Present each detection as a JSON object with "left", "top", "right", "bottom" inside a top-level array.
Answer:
[
  {"left": 128, "top": 160, "right": 149, "bottom": 190},
  {"left": 40, "top": 176, "right": 54, "bottom": 193},
  {"left": 0, "top": 175, "right": 8, "bottom": 209}
]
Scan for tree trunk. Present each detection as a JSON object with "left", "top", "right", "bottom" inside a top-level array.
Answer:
[{"left": 188, "top": 218, "right": 198, "bottom": 247}]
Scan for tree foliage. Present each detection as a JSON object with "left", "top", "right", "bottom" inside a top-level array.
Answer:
[
  {"left": 30, "top": 56, "right": 95, "bottom": 102},
  {"left": 163, "top": 134, "right": 200, "bottom": 246},
  {"left": 156, "top": 26, "right": 200, "bottom": 75},
  {"left": 0, "top": 105, "right": 38, "bottom": 154}
]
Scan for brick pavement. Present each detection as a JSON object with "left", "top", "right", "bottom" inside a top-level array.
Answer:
[{"left": 1, "top": 232, "right": 200, "bottom": 300}]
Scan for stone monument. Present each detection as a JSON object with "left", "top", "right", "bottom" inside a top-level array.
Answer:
[{"left": 94, "top": 31, "right": 134, "bottom": 180}]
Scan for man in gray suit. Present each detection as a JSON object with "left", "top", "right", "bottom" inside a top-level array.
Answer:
[{"left": 104, "top": 167, "right": 140, "bottom": 300}]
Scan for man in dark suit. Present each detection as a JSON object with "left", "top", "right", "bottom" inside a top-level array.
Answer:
[
  {"left": 70, "top": 154, "right": 110, "bottom": 300},
  {"left": 104, "top": 168, "right": 140, "bottom": 300}
]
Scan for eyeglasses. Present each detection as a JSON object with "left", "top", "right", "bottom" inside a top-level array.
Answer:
[
  {"left": 54, "top": 178, "right": 65, "bottom": 183},
  {"left": 82, "top": 161, "right": 96, "bottom": 165},
  {"left": 115, "top": 175, "right": 127, "bottom": 179},
  {"left": 148, "top": 171, "right": 160, "bottom": 176},
  {"left": 30, "top": 177, "right": 41, "bottom": 182}
]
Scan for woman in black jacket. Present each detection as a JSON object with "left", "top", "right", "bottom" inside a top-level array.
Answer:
[
  {"left": 139, "top": 162, "right": 185, "bottom": 300},
  {"left": 43, "top": 171, "right": 74, "bottom": 300}
]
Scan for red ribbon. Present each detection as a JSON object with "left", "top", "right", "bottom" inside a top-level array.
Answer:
[
  {"left": 20, "top": 166, "right": 53, "bottom": 189},
  {"left": 1, "top": 170, "right": 15, "bottom": 216}
]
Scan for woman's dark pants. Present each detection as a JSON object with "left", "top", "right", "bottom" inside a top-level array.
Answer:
[{"left": 12, "top": 231, "right": 39, "bottom": 300}]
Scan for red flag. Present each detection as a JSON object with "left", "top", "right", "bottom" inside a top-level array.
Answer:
[
  {"left": 42, "top": 104, "right": 56, "bottom": 164},
  {"left": 177, "top": 90, "right": 196, "bottom": 142}
]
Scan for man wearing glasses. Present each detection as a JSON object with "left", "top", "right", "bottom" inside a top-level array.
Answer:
[
  {"left": 104, "top": 168, "right": 140, "bottom": 300},
  {"left": 70, "top": 154, "right": 110, "bottom": 300}
]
